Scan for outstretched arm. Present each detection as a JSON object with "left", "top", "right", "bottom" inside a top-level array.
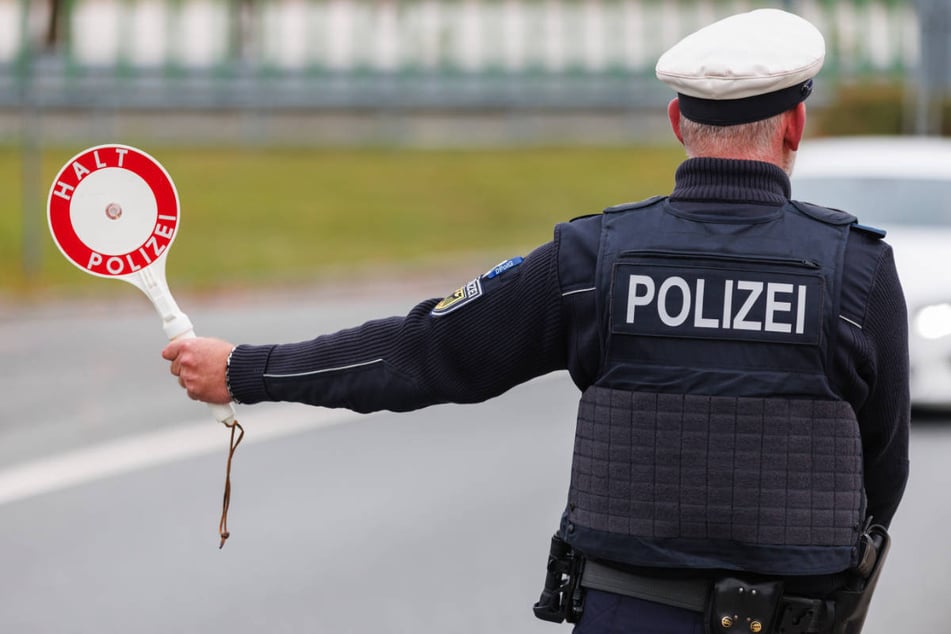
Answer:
[{"left": 163, "top": 241, "right": 568, "bottom": 414}]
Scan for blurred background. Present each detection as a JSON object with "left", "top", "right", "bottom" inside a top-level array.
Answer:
[
  {"left": 4, "top": 0, "right": 949, "bottom": 145},
  {"left": 2, "top": 0, "right": 951, "bottom": 296},
  {"left": 2, "top": 3, "right": 951, "bottom": 633}
]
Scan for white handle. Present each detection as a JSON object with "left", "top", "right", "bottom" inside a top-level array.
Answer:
[
  {"left": 131, "top": 269, "right": 237, "bottom": 426},
  {"left": 208, "top": 401, "right": 238, "bottom": 426}
]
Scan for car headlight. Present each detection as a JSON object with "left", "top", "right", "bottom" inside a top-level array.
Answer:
[{"left": 914, "top": 303, "right": 951, "bottom": 340}]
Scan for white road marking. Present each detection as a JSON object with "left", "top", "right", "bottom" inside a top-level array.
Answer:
[
  {"left": 0, "top": 372, "right": 566, "bottom": 507},
  {"left": 0, "top": 404, "right": 361, "bottom": 507}
]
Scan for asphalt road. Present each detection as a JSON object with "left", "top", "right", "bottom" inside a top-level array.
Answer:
[{"left": 1, "top": 282, "right": 948, "bottom": 633}]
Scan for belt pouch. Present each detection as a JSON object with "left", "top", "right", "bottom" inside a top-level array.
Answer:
[{"left": 707, "top": 577, "right": 783, "bottom": 634}]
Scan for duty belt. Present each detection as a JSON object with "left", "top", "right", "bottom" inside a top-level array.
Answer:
[
  {"left": 582, "top": 560, "right": 709, "bottom": 612},
  {"left": 581, "top": 560, "right": 835, "bottom": 634}
]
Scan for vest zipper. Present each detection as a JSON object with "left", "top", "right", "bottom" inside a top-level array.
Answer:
[{"left": 619, "top": 249, "right": 821, "bottom": 269}]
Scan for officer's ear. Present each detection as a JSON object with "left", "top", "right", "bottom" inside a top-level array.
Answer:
[
  {"left": 783, "top": 102, "right": 807, "bottom": 152},
  {"left": 668, "top": 99, "right": 685, "bottom": 145}
]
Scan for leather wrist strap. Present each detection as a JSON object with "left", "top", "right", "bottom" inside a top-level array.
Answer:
[{"left": 218, "top": 419, "right": 245, "bottom": 549}]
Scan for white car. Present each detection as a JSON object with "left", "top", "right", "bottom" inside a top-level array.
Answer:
[{"left": 792, "top": 136, "right": 951, "bottom": 410}]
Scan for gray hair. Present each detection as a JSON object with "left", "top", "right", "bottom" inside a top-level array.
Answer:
[{"left": 678, "top": 114, "right": 785, "bottom": 163}]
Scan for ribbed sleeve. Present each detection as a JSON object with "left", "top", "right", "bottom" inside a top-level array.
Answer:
[
  {"left": 855, "top": 245, "right": 910, "bottom": 527},
  {"left": 227, "top": 344, "right": 273, "bottom": 404},
  {"left": 227, "top": 241, "right": 567, "bottom": 411}
]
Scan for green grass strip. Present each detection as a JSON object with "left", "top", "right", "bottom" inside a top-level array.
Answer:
[{"left": 2, "top": 145, "right": 684, "bottom": 297}]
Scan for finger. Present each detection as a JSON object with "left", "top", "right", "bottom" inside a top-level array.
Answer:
[
  {"left": 161, "top": 339, "right": 187, "bottom": 361},
  {"left": 184, "top": 380, "right": 202, "bottom": 401}
]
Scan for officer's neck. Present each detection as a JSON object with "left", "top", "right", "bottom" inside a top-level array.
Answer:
[{"left": 670, "top": 157, "right": 791, "bottom": 206}]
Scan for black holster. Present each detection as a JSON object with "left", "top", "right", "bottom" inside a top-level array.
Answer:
[
  {"left": 532, "top": 534, "right": 585, "bottom": 624},
  {"left": 829, "top": 523, "right": 891, "bottom": 634},
  {"left": 706, "top": 523, "right": 890, "bottom": 634}
]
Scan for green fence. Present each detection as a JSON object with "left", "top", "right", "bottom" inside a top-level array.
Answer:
[{"left": 1, "top": 0, "right": 921, "bottom": 111}]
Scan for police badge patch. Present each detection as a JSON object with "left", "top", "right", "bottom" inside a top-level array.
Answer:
[
  {"left": 482, "top": 256, "right": 524, "bottom": 280},
  {"left": 432, "top": 277, "right": 483, "bottom": 316}
]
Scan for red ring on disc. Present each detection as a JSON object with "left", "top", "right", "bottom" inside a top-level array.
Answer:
[{"left": 47, "top": 144, "right": 180, "bottom": 278}]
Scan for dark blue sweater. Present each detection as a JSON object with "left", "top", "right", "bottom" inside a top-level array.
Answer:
[{"left": 228, "top": 157, "right": 910, "bottom": 529}]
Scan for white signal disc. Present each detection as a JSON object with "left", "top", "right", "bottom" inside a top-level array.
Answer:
[
  {"left": 69, "top": 167, "right": 158, "bottom": 256},
  {"left": 48, "top": 144, "right": 181, "bottom": 280}
]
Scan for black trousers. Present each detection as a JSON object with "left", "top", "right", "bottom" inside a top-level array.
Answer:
[{"left": 572, "top": 589, "right": 705, "bottom": 634}]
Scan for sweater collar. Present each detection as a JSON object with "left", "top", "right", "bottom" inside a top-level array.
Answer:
[{"left": 669, "top": 157, "right": 791, "bottom": 205}]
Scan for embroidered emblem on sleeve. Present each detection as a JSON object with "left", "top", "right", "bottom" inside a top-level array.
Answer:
[{"left": 432, "top": 277, "right": 483, "bottom": 316}]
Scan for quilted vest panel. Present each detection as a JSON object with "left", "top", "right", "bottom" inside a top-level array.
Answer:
[{"left": 561, "top": 198, "right": 866, "bottom": 574}]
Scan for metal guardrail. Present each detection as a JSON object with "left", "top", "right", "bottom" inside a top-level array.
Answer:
[
  {"left": 1, "top": 0, "right": 922, "bottom": 112},
  {"left": 5, "top": 60, "right": 665, "bottom": 111}
]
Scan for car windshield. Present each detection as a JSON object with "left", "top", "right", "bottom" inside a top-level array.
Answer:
[{"left": 792, "top": 177, "right": 951, "bottom": 228}]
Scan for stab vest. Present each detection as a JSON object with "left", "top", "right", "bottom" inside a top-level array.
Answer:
[{"left": 561, "top": 197, "right": 866, "bottom": 576}]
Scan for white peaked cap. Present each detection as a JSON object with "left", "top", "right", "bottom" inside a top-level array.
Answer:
[{"left": 655, "top": 9, "right": 826, "bottom": 126}]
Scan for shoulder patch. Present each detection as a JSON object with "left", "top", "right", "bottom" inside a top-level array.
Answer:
[
  {"left": 603, "top": 195, "right": 667, "bottom": 214},
  {"left": 482, "top": 256, "right": 524, "bottom": 280},
  {"left": 432, "top": 277, "right": 483, "bottom": 316}
]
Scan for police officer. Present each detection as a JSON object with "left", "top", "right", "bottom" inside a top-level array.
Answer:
[{"left": 164, "top": 9, "right": 909, "bottom": 634}]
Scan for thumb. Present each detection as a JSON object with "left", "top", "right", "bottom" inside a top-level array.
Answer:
[{"left": 161, "top": 340, "right": 184, "bottom": 361}]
